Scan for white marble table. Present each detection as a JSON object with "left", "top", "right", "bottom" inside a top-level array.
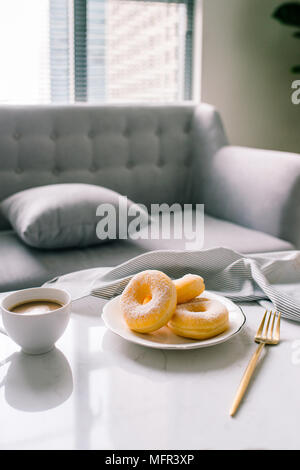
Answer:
[{"left": 0, "top": 293, "right": 300, "bottom": 450}]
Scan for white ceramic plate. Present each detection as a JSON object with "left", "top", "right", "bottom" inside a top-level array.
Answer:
[{"left": 102, "top": 290, "right": 246, "bottom": 350}]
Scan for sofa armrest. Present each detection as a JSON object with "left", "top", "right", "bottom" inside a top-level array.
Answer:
[
  {"left": 192, "top": 103, "right": 229, "bottom": 160},
  {"left": 201, "top": 145, "right": 300, "bottom": 247}
]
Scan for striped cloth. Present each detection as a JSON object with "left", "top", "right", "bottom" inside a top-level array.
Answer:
[{"left": 88, "top": 248, "right": 300, "bottom": 322}]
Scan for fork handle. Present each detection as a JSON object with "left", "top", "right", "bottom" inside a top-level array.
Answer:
[{"left": 230, "top": 342, "right": 265, "bottom": 416}]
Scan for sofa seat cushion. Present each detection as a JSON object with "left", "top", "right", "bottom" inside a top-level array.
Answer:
[
  {"left": 201, "top": 215, "right": 294, "bottom": 253},
  {"left": 0, "top": 214, "right": 293, "bottom": 292}
]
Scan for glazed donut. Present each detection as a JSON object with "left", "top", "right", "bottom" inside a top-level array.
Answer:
[
  {"left": 168, "top": 297, "right": 229, "bottom": 340},
  {"left": 120, "top": 270, "right": 177, "bottom": 333},
  {"left": 173, "top": 274, "right": 205, "bottom": 304}
]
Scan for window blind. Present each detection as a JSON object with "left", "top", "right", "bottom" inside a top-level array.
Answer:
[
  {"left": 0, "top": 0, "right": 194, "bottom": 104},
  {"left": 50, "top": 0, "right": 72, "bottom": 102}
]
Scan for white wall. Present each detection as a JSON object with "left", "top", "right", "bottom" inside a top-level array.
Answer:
[{"left": 201, "top": 0, "right": 300, "bottom": 153}]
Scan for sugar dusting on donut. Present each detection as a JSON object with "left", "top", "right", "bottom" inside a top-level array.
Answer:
[
  {"left": 120, "top": 270, "right": 177, "bottom": 325},
  {"left": 168, "top": 296, "right": 229, "bottom": 339},
  {"left": 175, "top": 297, "right": 227, "bottom": 320}
]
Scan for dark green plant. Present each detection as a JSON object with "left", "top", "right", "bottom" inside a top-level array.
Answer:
[{"left": 273, "top": 1, "right": 300, "bottom": 73}]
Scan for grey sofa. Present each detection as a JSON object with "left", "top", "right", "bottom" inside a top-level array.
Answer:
[{"left": 0, "top": 103, "right": 298, "bottom": 292}]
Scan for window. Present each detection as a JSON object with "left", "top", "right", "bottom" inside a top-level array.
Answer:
[{"left": 0, "top": 0, "right": 194, "bottom": 104}]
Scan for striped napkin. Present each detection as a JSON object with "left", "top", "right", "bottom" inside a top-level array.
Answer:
[{"left": 87, "top": 247, "right": 300, "bottom": 322}]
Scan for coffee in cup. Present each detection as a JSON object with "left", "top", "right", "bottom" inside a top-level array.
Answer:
[{"left": 10, "top": 300, "right": 64, "bottom": 315}]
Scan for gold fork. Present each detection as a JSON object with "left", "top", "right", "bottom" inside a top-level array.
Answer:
[{"left": 230, "top": 310, "right": 281, "bottom": 417}]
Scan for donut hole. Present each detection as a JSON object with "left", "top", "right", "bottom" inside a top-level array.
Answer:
[
  {"left": 186, "top": 304, "right": 206, "bottom": 312},
  {"left": 136, "top": 284, "right": 153, "bottom": 305},
  {"left": 185, "top": 298, "right": 210, "bottom": 312},
  {"left": 142, "top": 295, "right": 152, "bottom": 305}
]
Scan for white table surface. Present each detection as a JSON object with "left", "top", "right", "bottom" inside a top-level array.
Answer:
[{"left": 1, "top": 293, "right": 300, "bottom": 450}]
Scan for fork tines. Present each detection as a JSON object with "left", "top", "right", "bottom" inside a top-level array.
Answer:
[{"left": 255, "top": 310, "right": 281, "bottom": 344}]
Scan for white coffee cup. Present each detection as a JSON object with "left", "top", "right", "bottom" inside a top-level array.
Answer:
[{"left": 0, "top": 287, "right": 71, "bottom": 355}]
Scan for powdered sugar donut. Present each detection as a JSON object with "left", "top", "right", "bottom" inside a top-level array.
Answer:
[
  {"left": 168, "top": 297, "right": 229, "bottom": 340},
  {"left": 120, "top": 270, "right": 177, "bottom": 333},
  {"left": 173, "top": 274, "right": 205, "bottom": 304}
]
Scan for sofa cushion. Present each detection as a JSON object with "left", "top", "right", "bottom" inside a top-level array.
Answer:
[
  {"left": 0, "top": 183, "right": 148, "bottom": 249},
  {"left": 0, "top": 183, "right": 149, "bottom": 249},
  {"left": 0, "top": 213, "right": 293, "bottom": 292}
]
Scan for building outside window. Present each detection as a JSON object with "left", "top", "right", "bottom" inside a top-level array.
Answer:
[{"left": 0, "top": 0, "right": 194, "bottom": 104}]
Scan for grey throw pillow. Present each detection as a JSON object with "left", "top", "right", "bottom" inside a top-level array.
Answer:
[{"left": 0, "top": 184, "right": 148, "bottom": 249}]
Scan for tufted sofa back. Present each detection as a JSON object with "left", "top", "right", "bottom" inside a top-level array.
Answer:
[{"left": 0, "top": 103, "right": 227, "bottom": 230}]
